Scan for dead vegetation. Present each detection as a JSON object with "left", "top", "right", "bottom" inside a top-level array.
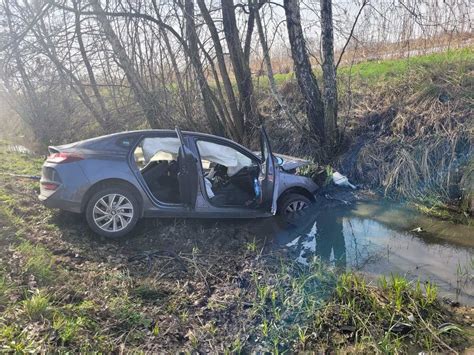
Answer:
[{"left": 337, "top": 58, "right": 473, "bottom": 217}]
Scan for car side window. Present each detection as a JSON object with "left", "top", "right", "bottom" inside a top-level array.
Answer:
[{"left": 134, "top": 137, "right": 181, "bottom": 168}]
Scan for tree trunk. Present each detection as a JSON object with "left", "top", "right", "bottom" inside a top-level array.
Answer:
[
  {"left": 150, "top": 0, "right": 195, "bottom": 129},
  {"left": 184, "top": 0, "right": 225, "bottom": 136},
  {"left": 73, "top": 0, "right": 113, "bottom": 131},
  {"left": 197, "top": 0, "right": 244, "bottom": 141},
  {"left": 221, "top": 0, "right": 260, "bottom": 136},
  {"left": 284, "top": 0, "right": 325, "bottom": 143},
  {"left": 321, "top": 0, "right": 338, "bottom": 148},
  {"left": 89, "top": 0, "right": 165, "bottom": 128}
]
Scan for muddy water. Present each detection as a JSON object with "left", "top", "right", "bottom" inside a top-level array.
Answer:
[{"left": 257, "top": 202, "right": 474, "bottom": 305}]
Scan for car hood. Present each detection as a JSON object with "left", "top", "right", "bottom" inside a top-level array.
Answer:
[
  {"left": 273, "top": 153, "right": 312, "bottom": 171},
  {"left": 253, "top": 151, "right": 312, "bottom": 171}
]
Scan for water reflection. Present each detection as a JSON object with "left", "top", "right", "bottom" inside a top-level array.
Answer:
[{"left": 263, "top": 202, "right": 474, "bottom": 305}]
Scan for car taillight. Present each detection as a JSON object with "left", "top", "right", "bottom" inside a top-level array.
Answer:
[
  {"left": 41, "top": 182, "right": 59, "bottom": 190},
  {"left": 46, "top": 152, "right": 83, "bottom": 164}
]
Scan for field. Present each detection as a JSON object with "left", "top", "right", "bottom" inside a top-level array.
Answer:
[{"left": 0, "top": 143, "right": 473, "bottom": 352}]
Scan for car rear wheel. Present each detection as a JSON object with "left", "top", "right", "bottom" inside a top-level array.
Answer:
[
  {"left": 278, "top": 193, "right": 312, "bottom": 221},
  {"left": 86, "top": 186, "right": 140, "bottom": 238}
]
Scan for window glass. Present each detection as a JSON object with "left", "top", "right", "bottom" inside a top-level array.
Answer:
[{"left": 196, "top": 140, "right": 254, "bottom": 176}]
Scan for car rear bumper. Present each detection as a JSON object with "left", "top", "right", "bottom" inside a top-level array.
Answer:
[{"left": 39, "top": 190, "right": 82, "bottom": 213}]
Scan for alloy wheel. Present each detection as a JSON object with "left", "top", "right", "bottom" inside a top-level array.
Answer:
[
  {"left": 285, "top": 200, "right": 309, "bottom": 214},
  {"left": 93, "top": 193, "right": 134, "bottom": 232}
]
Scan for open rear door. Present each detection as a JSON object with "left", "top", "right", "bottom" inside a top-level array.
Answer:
[
  {"left": 175, "top": 127, "right": 198, "bottom": 209},
  {"left": 258, "top": 126, "right": 278, "bottom": 214}
]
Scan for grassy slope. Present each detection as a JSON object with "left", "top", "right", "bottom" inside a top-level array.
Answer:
[
  {"left": 0, "top": 144, "right": 472, "bottom": 351},
  {"left": 255, "top": 47, "right": 474, "bottom": 87}
]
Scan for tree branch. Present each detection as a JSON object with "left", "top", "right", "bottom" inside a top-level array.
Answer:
[{"left": 335, "top": 0, "right": 368, "bottom": 70}]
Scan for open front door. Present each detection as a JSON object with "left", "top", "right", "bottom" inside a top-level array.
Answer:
[
  {"left": 258, "top": 126, "right": 278, "bottom": 214},
  {"left": 175, "top": 127, "right": 198, "bottom": 209}
]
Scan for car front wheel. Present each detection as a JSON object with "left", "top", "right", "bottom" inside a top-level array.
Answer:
[
  {"left": 85, "top": 186, "right": 140, "bottom": 238},
  {"left": 278, "top": 193, "right": 312, "bottom": 221}
]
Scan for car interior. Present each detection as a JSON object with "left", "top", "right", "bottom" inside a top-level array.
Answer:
[
  {"left": 134, "top": 137, "right": 261, "bottom": 207},
  {"left": 196, "top": 140, "right": 260, "bottom": 207},
  {"left": 134, "top": 137, "right": 182, "bottom": 203}
]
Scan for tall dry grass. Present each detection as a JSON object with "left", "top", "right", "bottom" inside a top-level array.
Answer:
[{"left": 348, "top": 59, "right": 472, "bottom": 205}]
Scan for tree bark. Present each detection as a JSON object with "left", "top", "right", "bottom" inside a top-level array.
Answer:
[
  {"left": 221, "top": 0, "right": 260, "bottom": 136},
  {"left": 321, "top": 0, "right": 338, "bottom": 148},
  {"left": 89, "top": 0, "right": 165, "bottom": 128},
  {"left": 197, "top": 0, "right": 244, "bottom": 141},
  {"left": 183, "top": 0, "right": 225, "bottom": 136},
  {"left": 73, "top": 0, "right": 113, "bottom": 131},
  {"left": 284, "top": 0, "right": 325, "bottom": 143}
]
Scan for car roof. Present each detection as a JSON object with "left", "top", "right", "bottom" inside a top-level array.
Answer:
[{"left": 67, "top": 129, "right": 257, "bottom": 157}]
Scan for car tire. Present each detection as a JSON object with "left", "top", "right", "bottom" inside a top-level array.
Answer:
[
  {"left": 85, "top": 185, "right": 140, "bottom": 238},
  {"left": 278, "top": 193, "right": 312, "bottom": 221}
]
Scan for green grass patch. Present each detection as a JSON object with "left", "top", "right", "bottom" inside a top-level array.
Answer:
[
  {"left": 16, "top": 241, "right": 56, "bottom": 284},
  {"left": 0, "top": 149, "right": 43, "bottom": 176},
  {"left": 254, "top": 47, "right": 473, "bottom": 89},
  {"left": 250, "top": 259, "right": 467, "bottom": 353},
  {"left": 338, "top": 47, "right": 473, "bottom": 82},
  {"left": 0, "top": 323, "right": 39, "bottom": 352},
  {"left": 108, "top": 296, "right": 152, "bottom": 329},
  {"left": 22, "top": 291, "right": 50, "bottom": 320},
  {"left": 52, "top": 312, "right": 91, "bottom": 345},
  {"left": 0, "top": 273, "right": 10, "bottom": 308}
]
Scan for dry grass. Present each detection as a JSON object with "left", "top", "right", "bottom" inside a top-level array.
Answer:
[{"left": 346, "top": 59, "right": 473, "bottom": 208}]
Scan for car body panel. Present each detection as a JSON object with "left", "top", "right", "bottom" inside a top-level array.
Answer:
[
  {"left": 39, "top": 160, "right": 90, "bottom": 213},
  {"left": 273, "top": 153, "right": 312, "bottom": 172},
  {"left": 39, "top": 129, "right": 319, "bottom": 220}
]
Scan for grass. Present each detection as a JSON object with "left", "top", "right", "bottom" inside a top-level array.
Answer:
[
  {"left": 254, "top": 47, "right": 473, "bottom": 88},
  {"left": 16, "top": 241, "right": 56, "bottom": 285},
  {"left": 249, "top": 259, "right": 468, "bottom": 353},
  {"left": 0, "top": 273, "right": 10, "bottom": 308},
  {"left": 0, "top": 141, "right": 43, "bottom": 176},
  {"left": 22, "top": 291, "right": 50, "bottom": 320},
  {"left": 338, "top": 47, "right": 473, "bottom": 81}
]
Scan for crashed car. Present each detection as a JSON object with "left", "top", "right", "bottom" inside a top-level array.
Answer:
[{"left": 39, "top": 127, "right": 318, "bottom": 238}]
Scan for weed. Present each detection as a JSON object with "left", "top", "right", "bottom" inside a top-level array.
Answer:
[
  {"left": 0, "top": 273, "right": 10, "bottom": 307},
  {"left": 230, "top": 336, "right": 244, "bottom": 353},
  {"left": 52, "top": 312, "right": 89, "bottom": 345},
  {"left": 0, "top": 323, "right": 39, "bottom": 353},
  {"left": 22, "top": 291, "right": 50, "bottom": 320},
  {"left": 152, "top": 322, "right": 160, "bottom": 336},
  {"left": 108, "top": 296, "right": 151, "bottom": 329},
  {"left": 17, "top": 241, "right": 55, "bottom": 284},
  {"left": 245, "top": 239, "right": 257, "bottom": 253},
  {"left": 131, "top": 282, "right": 167, "bottom": 302}
]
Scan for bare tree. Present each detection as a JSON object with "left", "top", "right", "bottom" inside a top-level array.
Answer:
[
  {"left": 183, "top": 0, "right": 225, "bottom": 135},
  {"left": 221, "top": 0, "right": 260, "bottom": 136},
  {"left": 89, "top": 0, "right": 167, "bottom": 128},
  {"left": 320, "top": 0, "right": 338, "bottom": 148},
  {"left": 284, "top": 0, "right": 326, "bottom": 145},
  {"left": 197, "top": 0, "right": 244, "bottom": 141}
]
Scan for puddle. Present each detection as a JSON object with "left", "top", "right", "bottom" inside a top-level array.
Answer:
[{"left": 257, "top": 201, "right": 474, "bottom": 305}]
